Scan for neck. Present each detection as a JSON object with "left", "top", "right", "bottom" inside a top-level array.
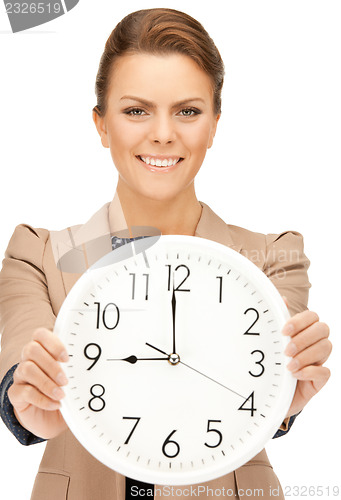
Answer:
[{"left": 114, "top": 180, "right": 202, "bottom": 236}]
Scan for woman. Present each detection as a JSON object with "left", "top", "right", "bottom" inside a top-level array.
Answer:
[{"left": 0, "top": 8, "right": 332, "bottom": 500}]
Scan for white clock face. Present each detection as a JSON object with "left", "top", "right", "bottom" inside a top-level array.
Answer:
[{"left": 55, "top": 235, "right": 295, "bottom": 485}]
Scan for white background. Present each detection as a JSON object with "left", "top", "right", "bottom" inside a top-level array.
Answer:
[{"left": 0, "top": 1, "right": 340, "bottom": 498}]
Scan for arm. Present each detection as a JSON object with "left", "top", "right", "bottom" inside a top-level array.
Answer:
[
  {"left": 0, "top": 224, "right": 68, "bottom": 442},
  {"left": 264, "top": 231, "right": 331, "bottom": 437}
]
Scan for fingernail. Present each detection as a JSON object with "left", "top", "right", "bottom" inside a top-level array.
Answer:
[
  {"left": 285, "top": 342, "right": 297, "bottom": 357},
  {"left": 52, "top": 387, "right": 65, "bottom": 400},
  {"left": 282, "top": 323, "right": 294, "bottom": 335},
  {"left": 59, "top": 350, "right": 69, "bottom": 362},
  {"left": 287, "top": 358, "right": 299, "bottom": 371},
  {"left": 56, "top": 372, "right": 68, "bottom": 386},
  {"left": 49, "top": 401, "right": 61, "bottom": 410}
]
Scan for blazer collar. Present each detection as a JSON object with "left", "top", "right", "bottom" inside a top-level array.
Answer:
[{"left": 50, "top": 198, "right": 242, "bottom": 296}]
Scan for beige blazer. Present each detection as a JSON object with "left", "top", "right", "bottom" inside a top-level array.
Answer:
[{"left": 0, "top": 200, "right": 311, "bottom": 500}]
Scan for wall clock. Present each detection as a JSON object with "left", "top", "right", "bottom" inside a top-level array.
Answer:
[{"left": 55, "top": 235, "right": 296, "bottom": 485}]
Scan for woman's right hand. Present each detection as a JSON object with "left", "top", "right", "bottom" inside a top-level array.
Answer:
[{"left": 8, "top": 327, "right": 69, "bottom": 440}]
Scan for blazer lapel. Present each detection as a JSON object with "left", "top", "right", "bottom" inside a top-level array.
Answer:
[
  {"left": 195, "top": 202, "right": 242, "bottom": 253},
  {"left": 49, "top": 202, "right": 112, "bottom": 296}
]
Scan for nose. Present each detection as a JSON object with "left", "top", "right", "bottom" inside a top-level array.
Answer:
[{"left": 149, "top": 113, "right": 176, "bottom": 145}]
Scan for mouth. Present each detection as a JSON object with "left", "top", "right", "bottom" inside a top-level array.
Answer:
[{"left": 136, "top": 155, "right": 184, "bottom": 168}]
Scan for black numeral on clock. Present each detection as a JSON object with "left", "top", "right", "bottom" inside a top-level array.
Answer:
[
  {"left": 88, "top": 384, "right": 105, "bottom": 412},
  {"left": 162, "top": 430, "right": 180, "bottom": 458},
  {"left": 249, "top": 350, "right": 265, "bottom": 377},
  {"left": 84, "top": 343, "right": 101, "bottom": 370},
  {"left": 216, "top": 276, "right": 223, "bottom": 303},
  {"left": 94, "top": 302, "right": 120, "bottom": 330},
  {"left": 238, "top": 391, "right": 257, "bottom": 416},
  {"left": 165, "top": 264, "right": 190, "bottom": 292},
  {"left": 122, "top": 417, "right": 141, "bottom": 444},
  {"left": 243, "top": 308, "right": 260, "bottom": 335},
  {"left": 204, "top": 419, "right": 223, "bottom": 448},
  {"left": 129, "top": 273, "right": 149, "bottom": 300}
]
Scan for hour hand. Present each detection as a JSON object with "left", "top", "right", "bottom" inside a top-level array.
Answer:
[{"left": 107, "top": 355, "right": 169, "bottom": 364}]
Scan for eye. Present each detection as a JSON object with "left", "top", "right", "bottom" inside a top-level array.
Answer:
[
  {"left": 124, "top": 108, "right": 147, "bottom": 117},
  {"left": 179, "top": 107, "right": 202, "bottom": 117}
]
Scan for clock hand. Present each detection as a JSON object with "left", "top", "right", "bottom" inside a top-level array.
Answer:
[
  {"left": 146, "top": 342, "right": 245, "bottom": 398},
  {"left": 107, "top": 355, "right": 169, "bottom": 364},
  {"left": 145, "top": 342, "right": 180, "bottom": 365},
  {"left": 145, "top": 342, "right": 168, "bottom": 356},
  {"left": 171, "top": 276, "right": 177, "bottom": 355},
  {"left": 179, "top": 361, "right": 246, "bottom": 399}
]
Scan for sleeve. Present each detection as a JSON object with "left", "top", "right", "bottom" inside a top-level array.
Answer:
[
  {"left": 264, "top": 230, "right": 311, "bottom": 317},
  {"left": 0, "top": 224, "right": 56, "bottom": 444},
  {"left": 264, "top": 230, "right": 311, "bottom": 438}
]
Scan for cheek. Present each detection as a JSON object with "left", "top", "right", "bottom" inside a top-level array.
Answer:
[
  {"left": 107, "top": 118, "right": 146, "bottom": 158},
  {"left": 181, "top": 121, "right": 213, "bottom": 158}
]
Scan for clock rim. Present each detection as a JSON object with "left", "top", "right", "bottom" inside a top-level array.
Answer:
[{"left": 56, "top": 234, "right": 296, "bottom": 485}]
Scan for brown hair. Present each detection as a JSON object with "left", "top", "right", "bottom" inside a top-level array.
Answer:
[{"left": 93, "top": 8, "right": 224, "bottom": 117}]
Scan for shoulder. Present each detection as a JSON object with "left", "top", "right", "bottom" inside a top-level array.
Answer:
[
  {"left": 3, "top": 202, "right": 110, "bottom": 274},
  {"left": 201, "top": 203, "right": 308, "bottom": 270},
  {"left": 233, "top": 224, "right": 309, "bottom": 271},
  {"left": 227, "top": 220, "right": 306, "bottom": 253},
  {"left": 225, "top": 221, "right": 311, "bottom": 315},
  {"left": 4, "top": 224, "right": 50, "bottom": 267},
  {"left": 264, "top": 230, "right": 309, "bottom": 267}
]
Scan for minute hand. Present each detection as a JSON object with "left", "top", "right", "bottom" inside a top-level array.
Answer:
[
  {"left": 179, "top": 361, "right": 245, "bottom": 399},
  {"left": 171, "top": 281, "right": 176, "bottom": 354},
  {"left": 145, "top": 342, "right": 246, "bottom": 399}
]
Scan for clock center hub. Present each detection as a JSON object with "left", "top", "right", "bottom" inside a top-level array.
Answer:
[{"left": 168, "top": 353, "right": 180, "bottom": 365}]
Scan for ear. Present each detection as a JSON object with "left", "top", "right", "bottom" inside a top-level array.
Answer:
[
  {"left": 92, "top": 108, "right": 110, "bottom": 148},
  {"left": 207, "top": 113, "right": 221, "bottom": 149}
]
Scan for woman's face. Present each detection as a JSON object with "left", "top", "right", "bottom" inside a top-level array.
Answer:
[{"left": 93, "top": 52, "right": 220, "bottom": 202}]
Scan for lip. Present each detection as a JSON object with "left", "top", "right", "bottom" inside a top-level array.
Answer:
[
  {"left": 135, "top": 155, "right": 184, "bottom": 173},
  {"left": 138, "top": 154, "right": 182, "bottom": 161}
]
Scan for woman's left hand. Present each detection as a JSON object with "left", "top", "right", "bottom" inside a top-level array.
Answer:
[{"left": 282, "top": 297, "right": 332, "bottom": 418}]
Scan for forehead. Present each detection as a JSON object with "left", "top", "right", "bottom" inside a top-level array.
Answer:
[{"left": 107, "top": 52, "right": 214, "bottom": 105}]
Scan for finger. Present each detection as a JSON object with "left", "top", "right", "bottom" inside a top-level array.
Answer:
[
  {"left": 13, "top": 361, "right": 66, "bottom": 402},
  {"left": 8, "top": 383, "right": 61, "bottom": 411},
  {"left": 291, "top": 365, "right": 331, "bottom": 389},
  {"left": 31, "top": 327, "right": 69, "bottom": 362},
  {"left": 282, "top": 296, "right": 289, "bottom": 308},
  {"left": 20, "top": 341, "right": 68, "bottom": 387},
  {"left": 282, "top": 310, "right": 320, "bottom": 337},
  {"left": 284, "top": 321, "right": 330, "bottom": 357},
  {"left": 286, "top": 338, "right": 332, "bottom": 372}
]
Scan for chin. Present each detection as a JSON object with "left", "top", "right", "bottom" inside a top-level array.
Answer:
[
  {"left": 144, "top": 191, "right": 179, "bottom": 203},
  {"left": 135, "top": 186, "right": 183, "bottom": 204}
]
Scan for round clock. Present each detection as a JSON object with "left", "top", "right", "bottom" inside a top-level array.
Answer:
[{"left": 55, "top": 235, "right": 296, "bottom": 486}]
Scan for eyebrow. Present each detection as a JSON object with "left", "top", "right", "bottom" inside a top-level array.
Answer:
[{"left": 120, "top": 95, "right": 205, "bottom": 108}]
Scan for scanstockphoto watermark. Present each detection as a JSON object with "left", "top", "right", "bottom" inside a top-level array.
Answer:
[
  {"left": 3, "top": 0, "right": 79, "bottom": 33},
  {"left": 130, "top": 485, "right": 282, "bottom": 497},
  {"left": 130, "top": 485, "right": 341, "bottom": 497}
]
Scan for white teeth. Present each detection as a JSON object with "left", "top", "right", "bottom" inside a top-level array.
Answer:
[{"left": 139, "top": 156, "right": 181, "bottom": 167}]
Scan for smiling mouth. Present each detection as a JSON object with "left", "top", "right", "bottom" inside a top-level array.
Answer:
[{"left": 136, "top": 155, "right": 184, "bottom": 167}]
